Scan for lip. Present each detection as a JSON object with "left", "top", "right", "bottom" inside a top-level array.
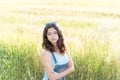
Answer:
[
  {"left": 52, "top": 39, "right": 56, "bottom": 40},
  {"left": 51, "top": 39, "right": 56, "bottom": 40}
]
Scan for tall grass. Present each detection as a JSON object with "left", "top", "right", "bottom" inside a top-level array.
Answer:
[
  {"left": 66, "top": 26, "right": 120, "bottom": 80},
  {"left": 0, "top": 29, "right": 43, "bottom": 80},
  {"left": 0, "top": 0, "right": 120, "bottom": 80}
]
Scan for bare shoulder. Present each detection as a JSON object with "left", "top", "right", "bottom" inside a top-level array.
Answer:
[
  {"left": 66, "top": 48, "right": 70, "bottom": 55},
  {"left": 41, "top": 50, "right": 52, "bottom": 60},
  {"left": 41, "top": 49, "right": 51, "bottom": 55}
]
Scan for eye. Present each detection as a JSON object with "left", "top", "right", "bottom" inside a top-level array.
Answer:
[
  {"left": 47, "top": 33, "right": 51, "bottom": 35},
  {"left": 54, "top": 31, "right": 57, "bottom": 34}
]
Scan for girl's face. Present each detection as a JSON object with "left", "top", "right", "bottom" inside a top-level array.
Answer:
[{"left": 47, "top": 27, "right": 59, "bottom": 44}]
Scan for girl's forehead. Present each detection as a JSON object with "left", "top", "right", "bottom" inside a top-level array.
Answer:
[
  {"left": 48, "top": 28, "right": 56, "bottom": 31},
  {"left": 47, "top": 28, "right": 57, "bottom": 32}
]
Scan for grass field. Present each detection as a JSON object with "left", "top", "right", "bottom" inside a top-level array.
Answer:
[{"left": 0, "top": 0, "right": 120, "bottom": 80}]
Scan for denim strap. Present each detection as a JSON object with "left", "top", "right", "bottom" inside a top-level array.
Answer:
[
  {"left": 48, "top": 52, "right": 58, "bottom": 80},
  {"left": 51, "top": 52, "right": 57, "bottom": 63}
]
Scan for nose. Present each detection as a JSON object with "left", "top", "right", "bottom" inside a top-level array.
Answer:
[{"left": 52, "top": 34, "right": 56, "bottom": 37}]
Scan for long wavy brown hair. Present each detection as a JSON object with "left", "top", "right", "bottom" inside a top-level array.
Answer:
[{"left": 42, "top": 22, "right": 67, "bottom": 54}]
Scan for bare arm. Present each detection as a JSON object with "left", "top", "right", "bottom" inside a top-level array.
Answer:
[
  {"left": 41, "top": 50, "right": 59, "bottom": 80},
  {"left": 58, "top": 49, "right": 74, "bottom": 78}
]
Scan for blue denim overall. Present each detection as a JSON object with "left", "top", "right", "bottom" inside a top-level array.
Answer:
[
  {"left": 52, "top": 53, "right": 68, "bottom": 80},
  {"left": 51, "top": 52, "right": 68, "bottom": 80},
  {"left": 42, "top": 52, "right": 69, "bottom": 80}
]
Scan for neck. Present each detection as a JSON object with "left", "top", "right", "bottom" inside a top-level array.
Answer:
[
  {"left": 52, "top": 43, "right": 57, "bottom": 48},
  {"left": 52, "top": 43, "right": 60, "bottom": 52}
]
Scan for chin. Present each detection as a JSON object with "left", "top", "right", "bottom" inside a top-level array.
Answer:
[
  {"left": 51, "top": 41, "right": 57, "bottom": 44},
  {"left": 52, "top": 41, "right": 57, "bottom": 43}
]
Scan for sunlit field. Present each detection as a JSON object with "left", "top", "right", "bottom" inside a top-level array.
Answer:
[{"left": 0, "top": 0, "right": 120, "bottom": 80}]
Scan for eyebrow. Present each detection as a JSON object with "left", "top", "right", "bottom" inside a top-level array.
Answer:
[{"left": 47, "top": 30, "right": 57, "bottom": 33}]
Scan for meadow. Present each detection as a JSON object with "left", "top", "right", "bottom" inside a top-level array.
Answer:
[{"left": 0, "top": 0, "right": 120, "bottom": 80}]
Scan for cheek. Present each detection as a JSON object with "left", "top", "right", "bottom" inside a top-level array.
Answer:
[
  {"left": 56, "top": 35, "right": 59, "bottom": 39},
  {"left": 47, "top": 35, "right": 51, "bottom": 40}
]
